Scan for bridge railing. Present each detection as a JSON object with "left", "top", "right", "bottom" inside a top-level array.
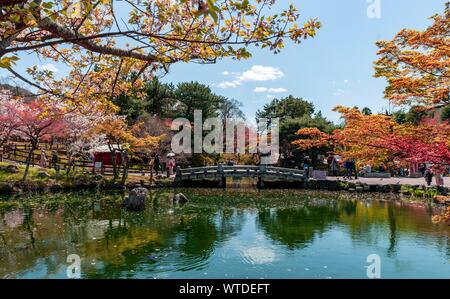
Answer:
[{"left": 176, "top": 165, "right": 306, "bottom": 181}]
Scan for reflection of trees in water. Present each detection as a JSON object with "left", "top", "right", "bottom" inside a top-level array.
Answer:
[
  {"left": 1, "top": 191, "right": 449, "bottom": 278},
  {"left": 214, "top": 208, "right": 246, "bottom": 243},
  {"left": 338, "top": 201, "right": 450, "bottom": 257},
  {"left": 338, "top": 199, "right": 401, "bottom": 254},
  {"left": 342, "top": 201, "right": 400, "bottom": 257},
  {"left": 340, "top": 200, "right": 358, "bottom": 217},
  {"left": 387, "top": 203, "right": 397, "bottom": 256},
  {"left": 21, "top": 204, "right": 35, "bottom": 248},
  {"left": 83, "top": 205, "right": 245, "bottom": 278},
  {"left": 257, "top": 201, "right": 341, "bottom": 249}
]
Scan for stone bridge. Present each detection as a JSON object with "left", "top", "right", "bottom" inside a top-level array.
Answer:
[{"left": 175, "top": 165, "right": 307, "bottom": 189}]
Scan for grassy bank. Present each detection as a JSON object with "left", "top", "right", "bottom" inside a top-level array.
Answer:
[
  {"left": 0, "top": 162, "right": 116, "bottom": 193},
  {"left": 0, "top": 162, "right": 174, "bottom": 194}
]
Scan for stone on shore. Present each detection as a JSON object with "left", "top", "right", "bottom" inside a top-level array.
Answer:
[
  {"left": 37, "top": 172, "right": 51, "bottom": 179},
  {"left": 173, "top": 193, "right": 188, "bottom": 204},
  {"left": 0, "top": 164, "right": 20, "bottom": 174},
  {"left": 122, "top": 187, "right": 148, "bottom": 211}
]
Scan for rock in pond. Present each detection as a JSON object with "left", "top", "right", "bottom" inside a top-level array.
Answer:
[
  {"left": 173, "top": 193, "right": 188, "bottom": 204},
  {"left": 122, "top": 187, "right": 148, "bottom": 211}
]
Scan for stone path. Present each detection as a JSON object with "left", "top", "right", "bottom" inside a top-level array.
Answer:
[{"left": 326, "top": 176, "right": 450, "bottom": 187}]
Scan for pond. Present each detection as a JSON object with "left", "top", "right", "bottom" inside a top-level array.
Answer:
[{"left": 0, "top": 189, "right": 448, "bottom": 279}]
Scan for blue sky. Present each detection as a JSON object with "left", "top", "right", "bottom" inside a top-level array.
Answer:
[
  {"left": 1, "top": 0, "right": 447, "bottom": 123},
  {"left": 161, "top": 0, "right": 448, "bottom": 122}
]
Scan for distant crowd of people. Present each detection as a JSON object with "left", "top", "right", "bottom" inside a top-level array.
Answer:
[
  {"left": 35, "top": 147, "right": 447, "bottom": 186},
  {"left": 326, "top": 155, "right": 358, "bottom": 180},
  {"left": 325, "top": 155, "right": 447, "bottom": 186},
  {"left": 151, "top": 153, "right": 176, "bottom": 177},
  {"left": 39, "top": 150, "right": 60, "bottom": 171}
]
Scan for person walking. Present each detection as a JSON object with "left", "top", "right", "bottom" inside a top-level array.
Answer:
[
  {"left": 303, "top": 156, "right": 311, "bottom": 179},
  {"left": 343, "top": 159, "right": 348, "bottom": 179},
  {"left": 343, "top": 159, "right": 351, "bottom": 179},
  {"left": 39, "top": 150, "right": 47, "bottom": 168},
  {"left": 166, "top": 156, "right": 176, "bottom": 176},
  {"left": 424, "top": 168, "right": 434, "bottom": 186},
  {"left": 153, "top": 154, "right": 161, "bottom": 175},
  {"left": 51, "top": 151, "right": 59, "bottom": 171},
  {"left": 419, "top": 164, "right": 427, "bottom": 177},
  {"left": 330, "top": 156, "right": 338, "bottom": 176},
  {"left": 303, "top": 156, "right": 310, "bottom": 170},
  {"left": 351, "top": 159, "right": 358, "bottom": 180}
]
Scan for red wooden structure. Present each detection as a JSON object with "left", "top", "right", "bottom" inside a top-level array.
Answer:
[{"left": 93, "top": 151, "right": 122, "bottom": 166}]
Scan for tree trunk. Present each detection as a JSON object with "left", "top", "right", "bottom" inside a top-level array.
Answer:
[
  {"left": 66, "top": 156, "right": 75, "bottom": 175},
  {"left": 150, "top": 164, "right": 154, "bottom": 183},
  {"left": 120, "top": 152, "right": 129, "bottom": 186},
  {"left": 23, "top": 141, "right": 37, "bottom": 181},
  {"left": 108, "top": 144, "right": 118, "bottom": 182},
  {"left": 120, "top": 161, "right": 129, "bottom": 186}
]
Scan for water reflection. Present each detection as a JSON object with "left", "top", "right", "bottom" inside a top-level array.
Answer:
[
  {"left": 257, "top": 202, "right": 340, "bottom": 249},
  {"left": 0, "top": 190, "right": 448, "bottom": 278}
]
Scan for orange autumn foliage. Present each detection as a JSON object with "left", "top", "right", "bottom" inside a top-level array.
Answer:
[
  {"left": 374, "top": 3, "right": 450, "bottom": 107},
  {"left": 92, "top": 117, "right": 161, "bottom": 153},
  {"left": 293, "top": 106, "right": 398, "bottom": 165},
  {"left": 292, "top": 127, "right": 333, "bottom": 150},
  {"left": 292, "top": 106, "right": 450, "bottom": 167},
  {"left": 1, "top": 0, "right": 321, "bottom": 108},
  {"left": 432, "top": 206, "right": 450, "bottom": 224}
]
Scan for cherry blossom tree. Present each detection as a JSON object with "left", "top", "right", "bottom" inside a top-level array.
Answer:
[
  {"left": 62, "top": 108, "right": 108, "bottom": 174},
  {"left": 15, "top": 100, "right": 67, "bottom": 180},
  {"left": 0, "top": 88, "right": 22, "bottom": 150}
]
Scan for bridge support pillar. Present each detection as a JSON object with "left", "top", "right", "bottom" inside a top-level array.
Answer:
[
  {"left": 257, "top": 165, "right": 266, "bottom": 189},
  {"left": 218, "top": 164, "right": 226, "bottom": 189},
  {"left": 219, "top": 176, "right": 226, "bottom": 189},
  {"left": 257, "top": 177, "right": 264, "bottom": 189}
]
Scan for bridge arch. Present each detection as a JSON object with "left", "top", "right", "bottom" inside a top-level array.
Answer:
[{"left": 175, "top": 165, "right": 307, "bottom": 189}]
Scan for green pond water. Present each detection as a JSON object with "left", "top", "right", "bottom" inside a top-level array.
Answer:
[{"left": 0, "top": 189, "right": 448, "bottom": 279}]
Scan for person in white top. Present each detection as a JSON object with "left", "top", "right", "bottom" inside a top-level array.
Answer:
[
  {"left": 167, "top": 156, "right": 176, "bottom": 176},
  {"left": 39, "top": 150, "right": 47, "bottom": 168}
]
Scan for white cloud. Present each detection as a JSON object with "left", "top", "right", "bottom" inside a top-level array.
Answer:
[
  {"left": 254, "top": 87, "right": 287, "bottom": 93},
  {"left": 239, "top": 65, "right": 284, "bottom": 82},
  {"left": 39, "top": 63, "right": 59, "bottom": 73},
  {"left": 268, "top": 87, "right": 288, "bottom": 93},
  {"left": 216, "top": 65, "right": 284, "bottom": 89},
  {"left": 344, "top": 79, "right": 349, "bottom": 84},
  {"left": 216, "top": 80, "right": 242, "bottom": 89},
  {"left": 254, "top": 87, "right": 268, "bottom": 93}
]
